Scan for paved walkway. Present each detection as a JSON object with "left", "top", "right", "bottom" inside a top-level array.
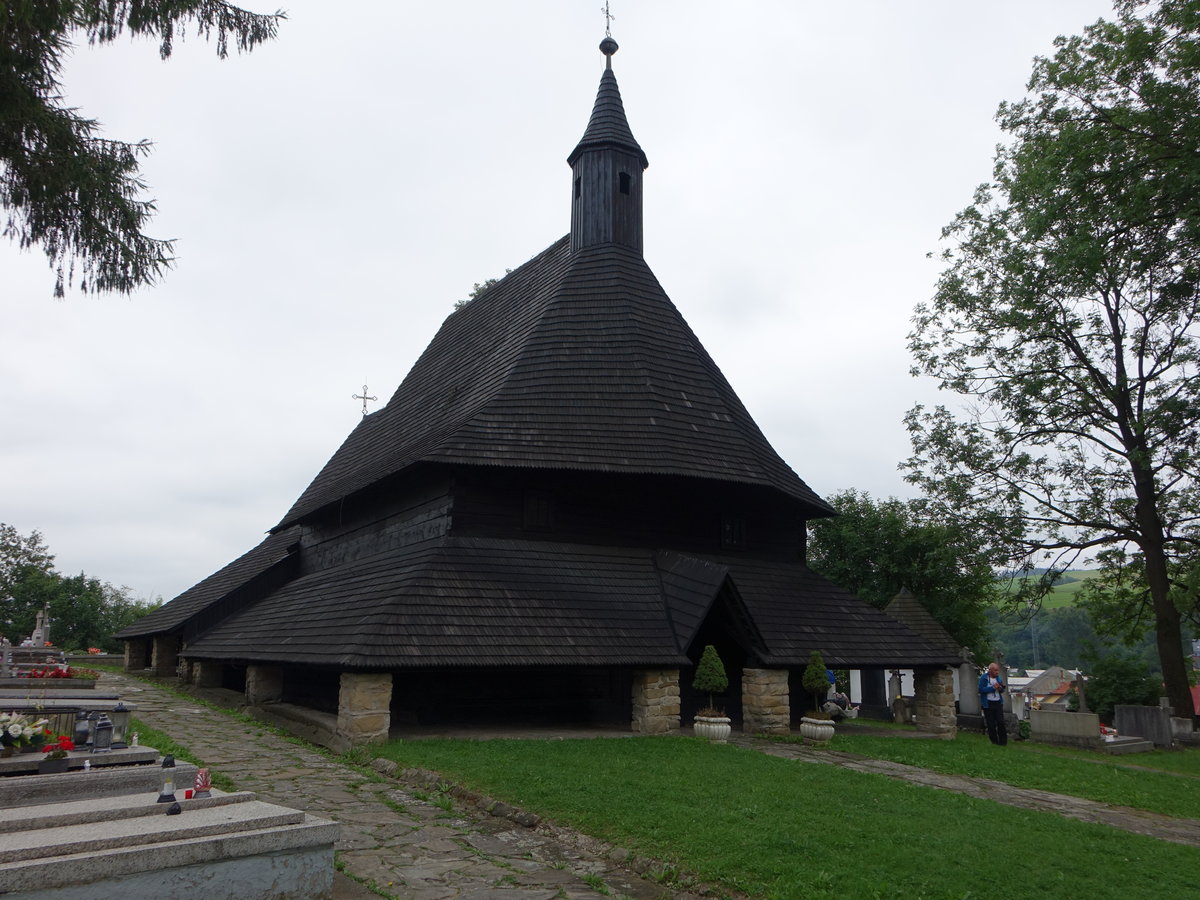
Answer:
[{"left": 99, "top": 672, "right": 1200, "bottom": 900}]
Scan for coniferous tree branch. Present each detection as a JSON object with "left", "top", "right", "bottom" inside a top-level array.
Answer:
[{"left": 0, "top": 1, "right": 284, "bottom": 296}]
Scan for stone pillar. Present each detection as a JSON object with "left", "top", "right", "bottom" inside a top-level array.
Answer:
[
  {"left": 335, "top": 672, "right": 392, "bottom": 747},
  {"left": 192, "top": 659, "right": 223, "bottom": 689},
  {"left": 630, "top": 669, "right": 680, "bottom": 734},
  {"left": 123, "top": 638, "right": 149, "bottom": 671},
  {"left": 914, "top": 668, "right": 956, "bottom": 739},
  {"left": 246, "top": 665, "right": 284, "bottom": 704},
  {"left": 742, "top": 668, "right": 790, "bottom": 735},
  {"left": 150, "top": 635, "right": 178, "bottom": 677}
]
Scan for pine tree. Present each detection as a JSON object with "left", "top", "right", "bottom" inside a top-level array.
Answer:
[{"left": 1, "top": 1, "right": 284, "bottom": 296}]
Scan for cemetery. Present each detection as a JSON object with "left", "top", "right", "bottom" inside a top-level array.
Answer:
[
  {"left": 0, "top": 688, "right": 337, "bottom": 899},
  {"left": 4, "top": 4, "right": 1199, "bottom": 896},
  {"left": 0, "top": 627, "right": 338, "bottom": 898}
]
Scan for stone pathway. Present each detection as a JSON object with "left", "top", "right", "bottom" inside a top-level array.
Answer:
[{"left": 100, "top": 672, "right": 1200, "bottom": 900}]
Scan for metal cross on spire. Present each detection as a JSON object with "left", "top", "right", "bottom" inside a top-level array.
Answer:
[
  {"left": 601, "top": 1, "right": 615, "bottom": 37},
  {"left": 352, "top": 384, "right": 377, "bottom": 417}
]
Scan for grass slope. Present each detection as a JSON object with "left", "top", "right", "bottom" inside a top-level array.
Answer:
[
  {"left": 381, "top": 736, "right": 1200, "bottom": 899},
  {"left": 998, "top": 569, "right": 1104, "bottom": 609}
]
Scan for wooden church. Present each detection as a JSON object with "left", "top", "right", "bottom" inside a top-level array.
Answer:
[{"left": 118, "top": 36, "right": 959, "bottom": 746}]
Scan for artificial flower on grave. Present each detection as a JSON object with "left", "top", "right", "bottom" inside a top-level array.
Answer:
[
  {"left": 0, "top": 712, "right": 50, "bottom": 747},
  {"left": 25, "top": 666, "right": 71, "bottom": 679},
  {"left": 42, "top": 735, "right": 75, "bottom": 760}
]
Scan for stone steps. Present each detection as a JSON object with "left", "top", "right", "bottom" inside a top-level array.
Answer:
[
  {"left": 1102, "top": 736, "right": 1155, "bottom": 755},
  {"left": 0, "top": 789, "right": 337, "bottom": 898},
  {"left": 0, "top": 790, "right": 258, "bottom": 834},
  {"left": 0, "top": 751, "right": 195, "bottom": 807}
]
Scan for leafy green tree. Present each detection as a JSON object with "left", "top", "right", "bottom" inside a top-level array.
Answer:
[
  {"left": 1082, "top": 650, "right": 1162, "bottom": 724},
  {"left": 0, "top": 523, "right": 55, "bottom": 640},
  {"left": 905, "top": 0, "right": 1200, "bottom": 720},
  {"left": 807, "top": 490, "right": 997, "bottom": 660},
  {"left": 987, "top": 604, "right": 1104, "bottom": 671},
  {"left": 1038, "top": 606, "right": 1099, "bottom": 670},
  {"left": 1, "top": 1, "right": 284, "bottom": 296},
  {"left": 0, "top": 522, "right": 158, "bottom": 650}
]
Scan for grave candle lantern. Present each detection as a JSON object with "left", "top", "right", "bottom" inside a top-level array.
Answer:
[
  {"left": 157, "top": 755, "right": 176, "bottom": 803},
  {"left": 91, "top": 713, "right": 113, "bottom": 753},
  {"left": 194, "top": 768, "right": 212, "bottom": 799},
  {"left": 72, "top": 711, "right": 90, "bottom": 747},
  {"left": 109, "top": 702, "right": 130, "bottom": 748}
]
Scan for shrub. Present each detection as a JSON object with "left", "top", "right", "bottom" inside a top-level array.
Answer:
[
  {"left": 692, "top": 645, "right": 728, "bottom": 711},
  {"left": 801, "top": 650, "right": 830, "bottom": 714},
  {"left": 1084, "top": 652, "right": 1161, "bottom": 724}
]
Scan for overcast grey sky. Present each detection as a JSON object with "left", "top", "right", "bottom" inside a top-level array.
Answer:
[{"left": 1, "top": 1, "right": 1118, "bottom": 603}]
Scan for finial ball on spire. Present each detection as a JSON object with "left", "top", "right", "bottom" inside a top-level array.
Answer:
[{"left": 600, "top": 36, "right": 618, "bottom": 58}]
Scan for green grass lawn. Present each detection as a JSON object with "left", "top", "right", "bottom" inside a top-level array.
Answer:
[{"left": 379, "top": 736, "right": 1200, "bottom": 899}]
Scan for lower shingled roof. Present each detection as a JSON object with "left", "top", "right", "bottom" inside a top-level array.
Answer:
[
  {"left": 179, "top": 537, "right": 957, "bottom": 670},
  {"left": 115, "top": 527, "right": 301, "bottom": 639}
]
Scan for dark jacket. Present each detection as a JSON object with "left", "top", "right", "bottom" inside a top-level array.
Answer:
[{"left": 978, "top": 671, "right": 1005, "bottom": 707}]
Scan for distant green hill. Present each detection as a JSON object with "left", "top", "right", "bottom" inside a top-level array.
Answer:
[{"left": 996, "top": 569, "right": 1103, "bottom": 609}]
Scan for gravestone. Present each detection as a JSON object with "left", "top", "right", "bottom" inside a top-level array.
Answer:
[{"left": 1114, "top": 705, "right": 1173, "bottom": 748}]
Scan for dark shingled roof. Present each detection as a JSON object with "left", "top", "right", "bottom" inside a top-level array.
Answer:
[
  {"left": 276, "top": 239, "right": 833, "bottom": 530},
  {"left": 114, "top": 527, "right": 300, "bottom": 638},
  {"left": 568, "top": 66, "right": 648, "bottom": 168},
  {"left": 183, "top": 537, "right": 691, "bottom": 668},
  {"left": 727, "top": 562, "right": 960, "bottom": 668},
  {"left": 884, "top": 588, "right": 963, "bottom": 657},
  {"left": 656, "top": 550, "right": 729, "bottom": 652},
  {"left": 181, "top": 538, "right": 956, "bottom": 669}
]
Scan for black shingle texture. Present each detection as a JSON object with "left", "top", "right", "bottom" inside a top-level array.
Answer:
[{"left": 276, "top": 239, "right": 833, "bottom": 530}]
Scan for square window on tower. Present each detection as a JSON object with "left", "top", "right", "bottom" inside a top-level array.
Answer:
[
  {"left": 524, "top": 493, "right": 556, "bottom": 531},
  {"left": 721, "top": 515, "right": 746, "bottom": 549}
]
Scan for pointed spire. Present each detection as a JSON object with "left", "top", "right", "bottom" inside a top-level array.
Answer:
[
  {"left": 569, "top": 37, "right": 648, "bottom": 254},
  {"left": 568, "top": 38, "right": 648, "bottom": 169}
]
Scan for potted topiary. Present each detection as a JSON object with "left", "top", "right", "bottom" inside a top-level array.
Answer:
[
  {"left": 799, "top": 650, "right": 835, "bottom": 743},
  {"left": 692, "top": 645, "right": 732, "bottom": 742}
]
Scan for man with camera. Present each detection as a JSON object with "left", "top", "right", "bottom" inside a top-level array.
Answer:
[{"left": 978, "top": 662, "right": 1008, "bottom": 746}]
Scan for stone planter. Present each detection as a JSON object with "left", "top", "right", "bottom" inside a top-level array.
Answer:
[
  {"left": 693, "top": 715, "right": 732, "bottom": 743},
  {"left": 38, "top": 756, "right": 70, "bottom": 774},
  {"left": 799, "top": 716, "right": 835, "bottom": 744}
]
